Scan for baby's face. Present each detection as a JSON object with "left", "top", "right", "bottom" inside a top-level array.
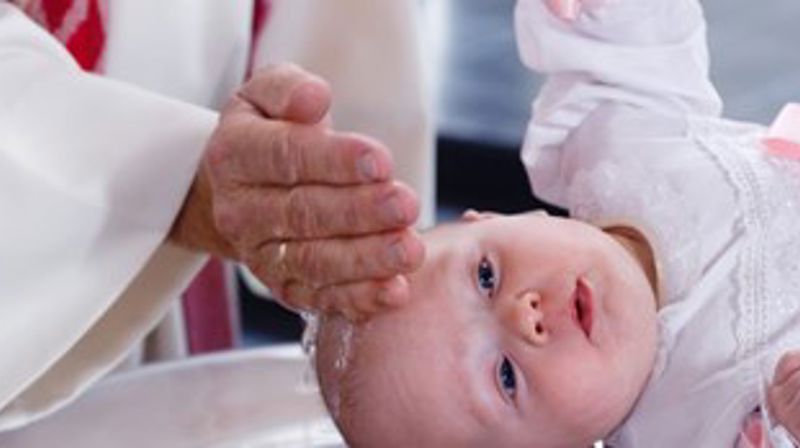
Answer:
[{"left": 326, "top": 212, "right": 659, "bottom": 447}]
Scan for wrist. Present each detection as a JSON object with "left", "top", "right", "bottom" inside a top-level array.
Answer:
[{"left": 169, "top": 167, "right": 239, "bottom": 260}]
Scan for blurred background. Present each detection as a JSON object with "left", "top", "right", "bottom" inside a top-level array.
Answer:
[{"left": 241, "top": 0, "right": 800, "bottom": 346}]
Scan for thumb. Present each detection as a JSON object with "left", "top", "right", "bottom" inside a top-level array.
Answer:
[{"left": 241, "top": 63, "right": 332, "bottom": 124}]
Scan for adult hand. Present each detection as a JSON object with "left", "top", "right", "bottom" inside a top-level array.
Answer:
[
  {"left": 768, "top": 351, "right": 800, "bottom": 445},
  {"left": 198, "top": 64, "right": 423, "bottom": 321}
]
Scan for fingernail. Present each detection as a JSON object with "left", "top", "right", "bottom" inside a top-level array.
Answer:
[
  {"left": 358, "top": 153, "right": 380, "bottom": 180},
  {"left": 378, "top": 277, "right": 407, "bottom": 306},
  {"left": 377, "top": 288, "right": 394, "bottom": 306},
  {"left": 378, "top": 289, "right": 404, "bottom": 308},
  {"left": 379, "top": 192, "right": 408, "bottom": 224},
  {"left": 390, "top": 240, "right": 409, "bottom": 268}
]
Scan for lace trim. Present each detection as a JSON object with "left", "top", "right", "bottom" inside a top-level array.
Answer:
[
  {"left": 569, "top": 116, "right": 800, "bottom": 442},
  {"left": 689, "top": 116, "right": 800, "bottom": 444},
  {"left": 689, "top": 117, "right": 766, "bottom": 392}
]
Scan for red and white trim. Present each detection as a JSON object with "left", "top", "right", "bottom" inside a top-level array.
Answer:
[{"left": 13, "top": 0, "right": 107, "bottom": 71}]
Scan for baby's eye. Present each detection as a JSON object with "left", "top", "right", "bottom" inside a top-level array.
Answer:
[
  {"left": 497, "top": 356, "right": 517, "bottom": 400},
  {"left": 477, "top": 257, "right": 496, "bottom": 298}
]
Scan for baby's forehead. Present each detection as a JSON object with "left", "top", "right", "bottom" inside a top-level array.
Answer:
[
  {"left": 421, "top": 212, "right": 542, "bottom": 247},
  {"left": 356, "top": 319, "right": 500, "bottom": 435},
  {"left": 422, "top": 218, "right": 474, "bottom": 242}
]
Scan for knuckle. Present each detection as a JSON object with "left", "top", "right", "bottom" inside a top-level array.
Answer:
[
  {"left": 350, "top": 242, "right": 373, "bottom": 274},
  {"left": 285, "top": 127, "right": 307, "bottom": 183},
  {"left": 214, "top": 203, "right": 243, "bottom": 240},
  {"left": 315, "top": 286, "right": 339, "bottom": 312},
  {"left": 270, "top": 126, "right": 297, "bottom": 184},
  {"left": 205, "top": 135, "right": 233, "bottom": 179},
  {"left": 294, "top": 243, "right": 321, "bottom": 282},
  {"left": 343, "top": 202, "right": 362, "bottom": 232},
  {"left": 285, "top": 189, "right": 316, "bottom": 236},
  {"left": 206, "top": 119, "right": 251, "bottom": 179}
]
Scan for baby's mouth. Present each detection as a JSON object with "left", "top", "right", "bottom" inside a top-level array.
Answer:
[{"left": 572, "top": 277, "right": 594, "bottom": 340}]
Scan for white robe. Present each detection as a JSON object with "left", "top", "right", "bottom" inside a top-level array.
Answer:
[
  {"left": 0, "top": 0, "right": 432, "bottom": 430},
  {"left": 517, "top": 0, "right": 798, "bottom": 445}
]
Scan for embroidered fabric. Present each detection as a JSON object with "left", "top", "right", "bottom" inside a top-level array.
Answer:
[
  {"left": 566, "top": 115, "right": 800, "bottom": 445},
  {"left": 566, "top": 149, "right": 703, "bottom": 380},
  {"left": 689, "top": 116, "right": 800, "bottom": 446}
]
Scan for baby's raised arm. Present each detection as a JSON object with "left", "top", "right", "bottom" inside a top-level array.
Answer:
[
  {"left": 516, "top": 0, "right": 723, "bottom": 204},
  {"left": 517, "top": 0, "right": 721, "bottom": 117}
]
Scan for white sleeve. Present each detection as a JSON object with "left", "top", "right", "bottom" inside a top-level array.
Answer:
[
  {"left": 0, "top": 4, "right": 216, "bottom": 427},
  {"left": 515, "top": 0, "right": 722, "bottom": 205}
]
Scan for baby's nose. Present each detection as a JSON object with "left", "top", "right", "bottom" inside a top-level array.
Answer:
[{"left": 501, "top": 291, "right": 549, "bottom": 346}]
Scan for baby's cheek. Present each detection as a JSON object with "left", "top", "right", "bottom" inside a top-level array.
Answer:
[
  {"left": 541, "top": 357, "right": 600, "bottom": 413},
  {"left": 554, "top": 361, "right": 630, "bottom": 436}
]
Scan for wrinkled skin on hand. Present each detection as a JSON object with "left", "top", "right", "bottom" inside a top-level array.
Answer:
[{"left": 178, "top": 64, "right": 425, "bottom": 321}]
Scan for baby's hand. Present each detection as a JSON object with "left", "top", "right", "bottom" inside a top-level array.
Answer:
[
  {"left": 768, "top": 351, "right": 800, "bottom": 445},
  {"left": 545, "top": 0, "right": 608, "bottom": 21},
  {"left": 546, "top": 0, "right": 582, "bottom": 20},
  {"left": 736, "top": 409, "right": 772, "bottom": 448}
]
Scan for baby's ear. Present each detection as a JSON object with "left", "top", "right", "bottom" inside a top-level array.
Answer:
[{"left": 461, "top": 209, "right": 503, "bottom": 222}]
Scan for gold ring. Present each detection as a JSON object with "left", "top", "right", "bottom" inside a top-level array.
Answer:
[{"left": 273, "top": 241, "right": 288, "bottom": 277}]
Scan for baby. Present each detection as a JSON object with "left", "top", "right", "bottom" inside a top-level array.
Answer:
[
  {"left": 312, "top": 0, "right": 800, "bottom": 446},
  {"left": 314, "top": 211, "right": 660, "bottom": 447}
]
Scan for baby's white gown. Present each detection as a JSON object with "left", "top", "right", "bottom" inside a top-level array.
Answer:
[{"left": 516, "top": 0, "right": 800, "bottom": 446}]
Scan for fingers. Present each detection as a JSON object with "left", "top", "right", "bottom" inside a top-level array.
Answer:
[
  {"left": 215, "top": 181, "right": 419, "bottom": 244},
  {"left": 240, "top": 63, "right": 332, "bottom": 123},
  {"left": 207, "top": 63, "right": 424, "bottom": 323},
  {"left": 774, "top": 351, "right": 800, "bottom": 386},
  {"left": 252, "top": 229, "right": 424, "bottom": 287},
  {"left": 207, "top": 118, "right": 394, "bottom": 186},
  {"left": 768, "top": 351, "right": 800, "bottom": 441},
  {"left": 281, "top": 276, "right": 411, "bottom": 322},
  {"left": 736, "top": 410, "right": 767, "bottom": 448}
]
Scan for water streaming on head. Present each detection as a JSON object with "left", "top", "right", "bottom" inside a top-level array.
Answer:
[{"left": 300, "top": 311, "right": 356, "bottom": 420}]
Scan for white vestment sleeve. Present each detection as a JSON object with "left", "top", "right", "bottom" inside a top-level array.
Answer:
[
  {"left": 0, "top": 4, "right": 216, "bottom": 429},
  {"left": 514, "top": 0, "right": 722, "bottom": 205}
]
